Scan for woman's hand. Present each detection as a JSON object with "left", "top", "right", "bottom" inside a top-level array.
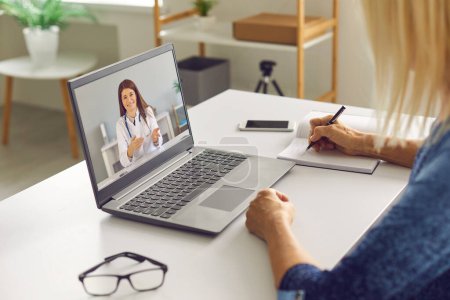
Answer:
[
  {"left": 247, "top": 189, "right": 319, "bottom": 288},
  {"left": 151, "top": 128, "right": 160, "bottom": 145},
  {"left": 309, "top": 115, "right": 366, "bottom": 155},
  {"left": 127, "top": 136, "right": 144, "bottom": 158},
  {"left": 246, "top": 188, "right": 295, "bottom": 241}
]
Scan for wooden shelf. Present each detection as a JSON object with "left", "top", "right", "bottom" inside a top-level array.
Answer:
[
  {"left": 161, "top": 21, "right": 333, "bottom": 53},
  {"left": 153, "top": 0, "right": 339, "bottom": 102}
]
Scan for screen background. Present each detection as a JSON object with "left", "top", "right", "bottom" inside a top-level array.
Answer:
[{"left": 74, "top": 51, "right": 184, "bottom": 183}]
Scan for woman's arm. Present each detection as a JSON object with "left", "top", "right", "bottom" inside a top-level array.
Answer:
[
  {"left": 358, "top": 134, "right": 422, "bottom": 168},
  {"left": 116, "top": 121, "right": 132, "bottom": 168},
  {"left": 245, "top": 189, "right": 317, "bottom": 287},
  {"left": 309, "top": 116, "right": 423, "bottom": 168},
  {"left": 145, "top": 107, "right": 163, "bottom": 147},
  {"left": 246, "top": 146, "right": 450, "bottom": 299},
  {"left": 264, "top": 218, "right": 317, "bottom": 287}
]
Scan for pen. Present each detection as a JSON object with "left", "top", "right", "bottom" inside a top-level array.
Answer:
[{"left": 306, "top": 105, "right": 346, "bottom": 151}]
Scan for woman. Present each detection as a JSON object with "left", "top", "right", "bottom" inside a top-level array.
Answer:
[
  {"left": 116, "top": 79, "right": 163, "bottom": 168},
  {"left": 246, "top": 1, "right": 450, "bottom": 299}
]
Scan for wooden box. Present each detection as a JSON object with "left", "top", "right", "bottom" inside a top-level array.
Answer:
[{"left": 233, "top": 13, "right": 327, "bottom": 45}]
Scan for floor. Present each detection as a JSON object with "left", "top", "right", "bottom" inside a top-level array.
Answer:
[{"left": 0, "top": 103, "right": 83, "bottom": 201}]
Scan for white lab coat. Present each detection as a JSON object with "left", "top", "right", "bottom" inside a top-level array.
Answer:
[{"left": 116, "top": 107, "right": 163, "bottom": 168}]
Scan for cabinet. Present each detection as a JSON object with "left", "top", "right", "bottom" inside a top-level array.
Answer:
[{"left": 153, "top": 0, "right": 339, "bottom": 102}]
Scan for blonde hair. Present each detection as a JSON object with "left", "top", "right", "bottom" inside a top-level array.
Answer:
[{"left": 361, "top": 0, "right": 450, "bottom": 141}]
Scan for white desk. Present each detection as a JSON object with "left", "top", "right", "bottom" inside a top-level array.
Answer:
[{"left": 0, "top": 90, "right": 413, "bottom": 299}]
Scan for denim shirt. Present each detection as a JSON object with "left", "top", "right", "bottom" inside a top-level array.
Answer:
[{"left": 278, "top": 122, "right": 450, "bottom": 300}]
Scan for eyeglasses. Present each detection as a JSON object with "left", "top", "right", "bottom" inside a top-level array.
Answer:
[{"left": 78, "top": 252, "right": 168, "bottom": 296}]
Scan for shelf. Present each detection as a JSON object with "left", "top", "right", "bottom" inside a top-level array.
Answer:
[
  {"left": 160, "top": 21, "right": 333, "bottom": 53},
  {"left": 154, "top": 0, "right": 339, "bottom": 101}
]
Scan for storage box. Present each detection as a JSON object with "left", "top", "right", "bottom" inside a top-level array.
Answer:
[
  {"left": 233, "top": 13, "right": 327, "bottom": 45},
  {"left": 178, "top": 56, "right": 230, "bottom": 106}
]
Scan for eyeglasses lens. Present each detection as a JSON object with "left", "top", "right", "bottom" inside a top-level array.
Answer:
[
  {"left": 83, "top": 276, "right": 118, "bottom": 295},
  {"left": 130, "top": 269, "right": 164, "bottom": 291}
]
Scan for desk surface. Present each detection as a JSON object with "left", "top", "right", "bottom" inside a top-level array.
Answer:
[{"left": 0, "top": 90, "right": 412, "bottom": 299}]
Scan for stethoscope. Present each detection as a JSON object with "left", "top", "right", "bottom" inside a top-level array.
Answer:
[{"left": 124, "top": 114, "right": 151, "bottom": 139}]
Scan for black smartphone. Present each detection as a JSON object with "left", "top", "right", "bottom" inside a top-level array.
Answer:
[{"left": 238, "top": 120, "right": 295, "bottom": 132}]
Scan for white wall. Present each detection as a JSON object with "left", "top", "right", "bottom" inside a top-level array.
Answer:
[{"left": 0, "top": 0, "right": 375, "bottom": 111}]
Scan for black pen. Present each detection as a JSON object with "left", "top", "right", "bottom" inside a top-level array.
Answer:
[{"left": 306, "top": 105, "right": 346, "bottom": 151}]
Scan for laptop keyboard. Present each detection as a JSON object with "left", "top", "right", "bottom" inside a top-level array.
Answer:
[{"left": 119, "top": 149, "right": 247, "bottom": 219}]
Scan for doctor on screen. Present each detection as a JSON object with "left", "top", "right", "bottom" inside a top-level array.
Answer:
[{"left": 116, "top": 79, "right": 163, "bottom": 168}]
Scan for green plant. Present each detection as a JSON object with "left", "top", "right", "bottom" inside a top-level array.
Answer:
[
  {"left": 0, "top": 0, "right": 96, "bottom": 29},
  {"left": 193, "top": 0, "right": 217, "bottom": 17},
  {"left": 173, "top": 80, "right": 181, "bottom": 94}
]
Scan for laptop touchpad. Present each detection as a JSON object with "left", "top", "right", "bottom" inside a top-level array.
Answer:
[{"left": 199, "top": 186, "right": 254, "bottom": 212}]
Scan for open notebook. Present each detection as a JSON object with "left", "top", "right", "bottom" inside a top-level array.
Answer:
[{"left": 277, "top": 111, "right": 380, "bottom": 174}]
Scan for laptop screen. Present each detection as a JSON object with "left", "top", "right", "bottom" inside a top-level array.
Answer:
[{"left": 70, "top": 45, "right": 191, "bottom": 192}]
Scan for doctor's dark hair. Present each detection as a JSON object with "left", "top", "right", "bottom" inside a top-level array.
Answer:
[{"left": 118, "top": 79, "right": 150, "bottom": 123}]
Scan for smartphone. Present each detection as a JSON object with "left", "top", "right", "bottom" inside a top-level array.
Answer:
[{"left": 238, "top": 120, "right": 295, "bottom": 132}]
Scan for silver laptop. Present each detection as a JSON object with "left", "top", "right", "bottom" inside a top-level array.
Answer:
[{"left": 68, "top": 44, "right": 294, "bottom": 234}]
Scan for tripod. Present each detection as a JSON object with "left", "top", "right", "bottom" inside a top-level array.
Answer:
[{"left": 254, "top": 60, "right": 284, "bottom": 96}]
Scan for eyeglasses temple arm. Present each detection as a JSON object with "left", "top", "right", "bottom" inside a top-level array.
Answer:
[
  {"left": 78, "top": 260, "right": 108, "bottom": 280},
  {"left": 105, "top": 251, "right": 146, "bottom": 263},
  {"left": 79, "top": 252, "right": 168, "bottom": 280},
  {"left": 144, "top": 257, "right": 168, "bottom": 271}
]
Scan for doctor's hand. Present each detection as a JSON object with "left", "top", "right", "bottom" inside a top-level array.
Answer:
[
  {"left": 151, "top": 128, "right": 160, "bottom": 145},
  {"left": 127, "top": 136, "right": 144, "bottom": 158},
  {"left": 246, "top": 189, "right": 295, "bottom": 242},
  {"left": 309, "top": 115, "right": 366, "bottom": 156}
]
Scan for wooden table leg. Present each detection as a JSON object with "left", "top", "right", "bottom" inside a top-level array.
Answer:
[
  {"left": 2, "top": 76, "right": 13, "bottom": 145},
  {"left": 60, "top": 79, "right": 79, "bottom": 159},
  {"left": 199, "top": 42, "right": 206, "bottom": 57}
]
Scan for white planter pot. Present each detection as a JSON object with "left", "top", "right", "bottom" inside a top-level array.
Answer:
[
  {"left": 195, "top": 15, "right": 216, "bottom": 30},
  {"left": 23, "top": 26, "right": 59, "bottom": 68}
]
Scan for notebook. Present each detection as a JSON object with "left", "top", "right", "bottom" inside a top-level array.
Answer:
[
  {"left": 277, "top": 111, "right": 380, "bottom": 174},
  {"left": 68, "top": 44, "right": 295, "bottom": 234}
]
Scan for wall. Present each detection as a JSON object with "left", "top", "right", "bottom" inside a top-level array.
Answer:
[{"left": 0, "top": 0, "right": 375, "bottom": 112}]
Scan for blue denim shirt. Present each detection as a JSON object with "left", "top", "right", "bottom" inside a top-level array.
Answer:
[{"left": 279, "top": 122, "right": 450, "bottom": 300}]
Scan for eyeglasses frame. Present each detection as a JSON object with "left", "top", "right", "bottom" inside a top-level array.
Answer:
[{"left": 78, "top": 251, "right": 168, "bottom": 296}]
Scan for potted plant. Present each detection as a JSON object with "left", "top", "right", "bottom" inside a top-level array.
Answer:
[
  {"left": 0, "top": 0, "right": 96, "bottom": 67},
  {"left": 193, "top": 0, "right": 217, "bottom": 30}
]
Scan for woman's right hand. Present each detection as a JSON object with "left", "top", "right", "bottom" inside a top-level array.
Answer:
[
  {"left": 127, "top": 136, "right": 144, "bottom": 158},
  {"left": 309, "top": 115, "right": 366, "bottom": 156},
  {"left": 246, "top": 188, "right": 295, "bottom": 242}
]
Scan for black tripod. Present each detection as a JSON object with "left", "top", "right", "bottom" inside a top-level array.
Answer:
[{"left": 254, "top": 60, "right": 284, "bottom": 96}]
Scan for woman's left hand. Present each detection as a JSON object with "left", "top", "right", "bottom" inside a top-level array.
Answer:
[
  {"left": 151, "top": 128, "right": 160, "bottom": 144},
  {"left": 246, "top": 188, "right": 295, "bottom": 241}
]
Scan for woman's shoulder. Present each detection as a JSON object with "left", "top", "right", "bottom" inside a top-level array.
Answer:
[
  {"left": 116, "top": 115, "right": 126, "bottom": 128},
  {"left": 428, "top": 126, "right": 450, "bottom": 155},
  {"left": 415, "top": 129, "right": 450, "bottom": 182}
]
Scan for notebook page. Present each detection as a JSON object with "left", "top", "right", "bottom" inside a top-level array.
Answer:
[
  {"left": 278, "top": 138, "right": 379, "bottom": 174},
  {"left": 297, "top": 111, "right": 379, "bottom": 139}
]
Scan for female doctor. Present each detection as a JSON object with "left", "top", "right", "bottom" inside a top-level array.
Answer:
[{"left": 116, "top": 79, "right": 163, "bottom": 168}]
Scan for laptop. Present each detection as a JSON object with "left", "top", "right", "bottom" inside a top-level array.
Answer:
[{"left": 68, "top": 44, "right": 295, "bottom": 234}]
